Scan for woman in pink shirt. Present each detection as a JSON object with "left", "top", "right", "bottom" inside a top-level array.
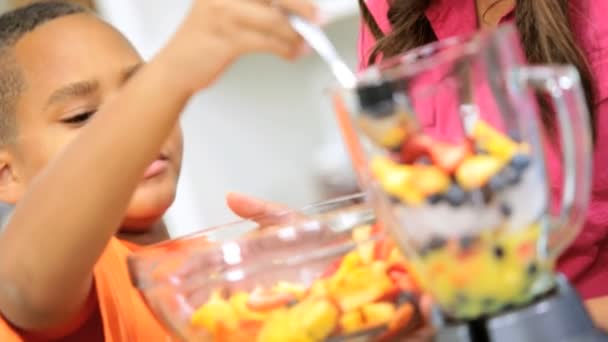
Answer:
[{"left": 356, "top": 0, "right": 608, "bottom": 328}]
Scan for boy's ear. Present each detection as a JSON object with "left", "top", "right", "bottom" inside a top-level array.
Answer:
[{"left": 0, "top": 150, "right": 23, "bottom": 205}]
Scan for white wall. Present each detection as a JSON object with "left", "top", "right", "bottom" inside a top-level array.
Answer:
[{"left": 97, "top": 1, "right": 360, "bottom": 237}]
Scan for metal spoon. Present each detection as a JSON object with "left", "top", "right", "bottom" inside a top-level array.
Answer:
[{"left": 288, "top": 15, "right": 357, "bottom": 88}]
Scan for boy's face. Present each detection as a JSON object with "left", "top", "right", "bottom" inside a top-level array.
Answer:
[{"left": 2, "top": 14, "right": 183, "bottom": 230}]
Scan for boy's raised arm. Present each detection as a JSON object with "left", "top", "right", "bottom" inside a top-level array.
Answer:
[{"left": 0, "top": 0, "right": 315, "bottom": 332}]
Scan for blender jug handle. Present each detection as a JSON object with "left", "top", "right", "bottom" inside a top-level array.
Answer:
[{"left": 518, "top": 65, "right": 593, "bottom": 258}]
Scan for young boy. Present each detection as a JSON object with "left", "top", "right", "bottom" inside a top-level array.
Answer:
[{"left": 0, "top": 0, "right": 316, "bottom": 340}]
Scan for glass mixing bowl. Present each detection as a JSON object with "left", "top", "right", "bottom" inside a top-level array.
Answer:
[{"left": 128, "top": 194, "right": 425, "bottom": 341}]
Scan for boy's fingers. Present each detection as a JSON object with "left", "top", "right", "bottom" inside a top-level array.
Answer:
[
  {"left": 234, "top": 29, "right": 295, "bottom": 59},
  {"left": 274, "top": 0, "right": 318, "bottom": 22},
  {"left": 226, "top": 192, "right": 290, "bottom": 222},
  {"left": 234, "top": 1, "right": 302, "bottom": 45}
]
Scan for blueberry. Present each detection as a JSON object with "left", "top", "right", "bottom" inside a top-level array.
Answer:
[
  {"left": 493, "top": 245, "right": 505, "bottom": 259},
  {"left": 481, "top": 186, "right": 494, "bottom": 203},
  {"left": 508, "top": 130, "right": 522, "bottom": 142},
  {"left": 455, "top": 293, "right": 469, "bottom": 304},
  {"left": 527, "top": 263, "right": 538, "bottom": 276},
  {"left": 503, "top": 303, "right": 515, "bottom": 312},
  {"left": 475, "top": 146, "right": 489, "bottom": 155},
  {"left": 389, "top": 196, "right": 401, "bottom": 204},
  {"left": 286, "top": 299, "right": 299, "bottom": 307},
  {"left": 482, "top": 298, "right": 497, "bottom": 309},
  {"left": 416, "top": 156, "right": 433, "bottom": 165},
  {"left": 389, "top": 145, "right": 402, "bottom": 154},
  {"left": 445, "top": 184, "right": 467, "bottom": 206},
  {"left": 471, "top": 188, "right": 492, "bottom": 205},
  {"left": 488, "top": 174, "right": 507, "bottom": 192},
  {"left": 459, "top": 236, "right": 477, "bottom": 251},
  {"left": 429, "top": 236, "right": 447, "bottom": 249},
  {"left": 510, "top": 154, "right": 531, "bottom": 171},
  {"left": 500, "top": 203, "right": 512, "bottom": 217},
  {"left": 422, "top": 237, "right": 447, "bottom": 254},
  {"left": 427, "top": 193, "right": 444, "bottom": 205},
  {"left": 503, "top": 166, "right": 521, "bottom": 185},
  {"left": 397, "top": 291, "right": 416, "bottom": 306}
]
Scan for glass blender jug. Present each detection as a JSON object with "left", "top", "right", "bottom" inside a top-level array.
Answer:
[{"left": 332, "top": 23, "right": 592, "bottom": 321}]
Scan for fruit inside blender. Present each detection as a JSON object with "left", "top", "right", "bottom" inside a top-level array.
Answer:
[{"left": 362, "top": 105, "right": 552, "bottom": 320}]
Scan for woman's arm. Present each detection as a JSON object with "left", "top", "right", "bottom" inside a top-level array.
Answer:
[{"left": 586, "top": 296, "right": 608, "bottom": 331}]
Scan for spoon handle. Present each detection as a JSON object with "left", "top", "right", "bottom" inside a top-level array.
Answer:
[{"left": 288, "top": 15, "right": 357, "bottom": 88}]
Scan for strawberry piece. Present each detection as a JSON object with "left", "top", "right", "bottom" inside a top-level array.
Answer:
[
  {"left": 386, "top": 263, "right": 408, "bottom": 275},
  {"left": 429, "top": 140, "right": 472, "bottom": 173},
  {"left": 237, "top": 320, "right": 262, "bottom": 337},
  {"left": 400, "top": 134, "right": 433, "bottom": 163},
  {"left": 517, "top": 241, "right": 534, "bottom": 260},
  {"left": 389, "top": 271, "right": 417, "bottom": 292},
  {"left": 370, "top": 223, "right": 384, "bottom": 235},
  {"left": 320, "top": 258, "right": 343, "bottom": 279},
  {"left": 214, "top": 322, "right": 233, "bottom": 342},
  {"left": 373, "top": 238, "right": 395, "bottom": 261}
]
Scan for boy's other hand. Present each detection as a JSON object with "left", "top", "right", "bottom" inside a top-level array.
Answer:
[
  {"left": 226, "top": 192, "right": 296, "bottom": 227},
  {"left": 158, "top": 0, "right": 317, "bottom": 94}
]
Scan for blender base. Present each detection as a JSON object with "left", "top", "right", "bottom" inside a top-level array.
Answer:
[{"left": 432, "top": 275, "right": 608, "bottom": 342}]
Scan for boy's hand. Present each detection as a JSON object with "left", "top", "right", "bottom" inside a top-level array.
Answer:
[
  {"left": 159, "top": 0, "right": 317, "bottom": 94},
  {"left": 226, "top": 192, "right": 298, "bottom": 227},
  {"left": 226, "top": 192, "right": 287, "bottom": 219}
]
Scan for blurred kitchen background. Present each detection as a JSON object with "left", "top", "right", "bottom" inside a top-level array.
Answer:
[{"left": 0, "top": 0, "right": 361, "bottom": 237}]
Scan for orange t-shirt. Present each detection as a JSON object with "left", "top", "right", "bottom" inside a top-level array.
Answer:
[{"left": 0, "top": 237, "right": 172, "bottom": 341}]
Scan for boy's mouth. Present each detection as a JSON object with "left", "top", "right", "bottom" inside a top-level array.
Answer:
[{"left": 143, "top": 153, "right": 170, "bottom": 179}]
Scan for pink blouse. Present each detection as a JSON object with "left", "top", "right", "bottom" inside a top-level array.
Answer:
[{"left": 358, "top": 0, "right": 608, "bottom": 299}]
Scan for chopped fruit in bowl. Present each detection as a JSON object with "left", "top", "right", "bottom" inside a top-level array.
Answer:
[{"left": 128, "top": 194, "right": 424, "bottom": 341}]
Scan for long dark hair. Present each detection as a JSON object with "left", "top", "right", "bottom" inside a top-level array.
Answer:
[{"left": 358, "top": 0, "right": 596, "bottom": 141}]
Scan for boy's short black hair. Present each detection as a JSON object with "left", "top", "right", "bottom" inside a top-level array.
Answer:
[{"left": 0, "top": 1, "right": 87, "bottom": 144}]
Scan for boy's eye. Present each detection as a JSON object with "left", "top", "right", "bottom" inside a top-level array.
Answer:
[{"left": 61, "top": 111, "right": 95, "bottom": 125}]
